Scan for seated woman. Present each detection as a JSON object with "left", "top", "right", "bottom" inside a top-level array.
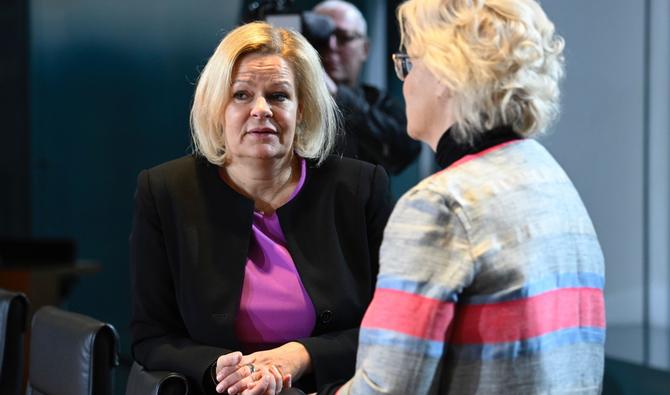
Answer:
[
  {"left": 319, "top": 0, "right": 606, "bottom": 394},
  {"left": 129, "top": 22, "right": 391, "bottom": 395}
]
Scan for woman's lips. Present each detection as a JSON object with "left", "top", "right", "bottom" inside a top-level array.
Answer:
[
  {"left": 247, "top": 127, "right": 277, "bottom": 134},
  {"left": 245, "top": 127, "right": 279, "bottom": 140}
]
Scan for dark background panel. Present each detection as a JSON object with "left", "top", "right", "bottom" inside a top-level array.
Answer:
[{"left": 1, "top": 0, "right": 30, "bottom": 238}]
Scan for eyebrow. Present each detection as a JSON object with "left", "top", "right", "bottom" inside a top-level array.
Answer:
[
  {"left": 231, "top": 79, "right": 294, "bottom": 89},
  {"left": 268, "top": 81, "right": 293, "bottom": 89}
]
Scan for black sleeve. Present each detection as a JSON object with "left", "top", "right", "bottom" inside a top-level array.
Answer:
[
  {"left": 335, "top": 85, "right": 421, "bottom": 174},
  {"left": 129, "top": 169, "right": 227, "bottom": 394},
  {"left": 295, "top": 164, "right": 392, "bottom": 391},
  {"left": 364, "top": 164, "right": 392, "bottom": 290}
]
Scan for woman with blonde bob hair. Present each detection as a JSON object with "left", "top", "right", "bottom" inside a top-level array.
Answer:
[
  {"left": 323, "top": 0, "right": 605, "bottom": 394},
  {"left": 191, "top": 22, "right": 336, "bottom": 165},
  {"left": 130, "top": 22, "right": 391, "bottom": 395}
]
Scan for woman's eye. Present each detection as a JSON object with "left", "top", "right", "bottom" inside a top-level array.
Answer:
[
  {"left": 233, "top": 91, "right": 249, "bottom": 100},
  {"left": 269, "top": 92, "right": 289, "bottom": 102}
]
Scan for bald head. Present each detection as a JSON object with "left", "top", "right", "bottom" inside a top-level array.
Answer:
[
  {"left": 314, "top": 0, "right": 369, "bottom": 87},
  {"left": 314, "top": 0, "right": 367, "bottom": 36}
]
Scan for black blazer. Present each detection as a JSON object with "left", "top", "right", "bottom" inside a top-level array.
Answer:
[{"left": 130, "top": 155, "right": 391, "bottom": 394}]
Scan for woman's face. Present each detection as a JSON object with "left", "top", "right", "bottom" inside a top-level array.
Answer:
[
  {"left": 223, "top": 53, "right": 300, "bottom": 162},
  {"left": 402, "top": 58, "right": 452, "bottom": 146}
]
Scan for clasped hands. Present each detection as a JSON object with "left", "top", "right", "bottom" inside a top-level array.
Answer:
[{"left": 215, "top": 342, "right": 311, "bottom": 395}]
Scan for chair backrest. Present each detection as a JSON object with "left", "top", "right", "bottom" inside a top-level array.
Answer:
[
  {"left": 0, "top": 288, "right": 29, "bottom": 395},
  {"left": 26, "top": 306, "right": 119, "bottom": 395}
]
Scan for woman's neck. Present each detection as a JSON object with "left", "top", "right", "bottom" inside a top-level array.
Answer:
[{"left": 222, "top": 154, "right": 300, "bottom": 214}]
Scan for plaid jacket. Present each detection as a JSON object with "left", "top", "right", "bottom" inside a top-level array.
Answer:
[{"left": 336, "top": 138, "right": 605, "bottom": 395}]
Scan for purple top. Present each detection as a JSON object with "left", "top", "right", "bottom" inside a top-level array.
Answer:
[{"left": 233, "top": 158, "right": 316, "bottom": 352}]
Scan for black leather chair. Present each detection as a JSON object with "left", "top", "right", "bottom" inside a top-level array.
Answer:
[
  {"left": 125, "top": 361, "right": 189, "bottom": 395},
  {"left": 26, "top": 306, "right": 120, "bottom": 395},
  {"left": 0, "top": 288, "right": 29, "bottom": 395}
]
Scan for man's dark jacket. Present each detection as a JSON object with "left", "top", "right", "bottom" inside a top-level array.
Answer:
[{"left": 335, "top": 83, "right": 421, "bottom": 174}]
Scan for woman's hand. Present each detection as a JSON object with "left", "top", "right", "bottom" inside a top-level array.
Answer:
[
  {"left": 247, "top": 342, "right": 311, "bottom": 383},
  {"left": 215, "top": 351, "right": 292, "bottom": 394},
  {"left": 215, "top": 352, "right": 257, "bottom": 393},
  {"left": 240, "top": 367, "right": 282, "bottom": 395}
]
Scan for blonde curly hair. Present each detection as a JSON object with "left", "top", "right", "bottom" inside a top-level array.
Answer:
[
  {"left": 397, "top": 0, "right": 565, "bottom": 142},
  {"left": 190, "top": 22, "right": 338, "bottom": 165}
]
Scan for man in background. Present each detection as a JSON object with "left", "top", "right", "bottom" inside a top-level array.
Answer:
[{"left": 314, "top": 0, "right": 420, "bottom": 175}]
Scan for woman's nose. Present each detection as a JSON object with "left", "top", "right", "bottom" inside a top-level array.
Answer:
[{"left": 251, "top": 97, "right": 272, "bottom": 118}]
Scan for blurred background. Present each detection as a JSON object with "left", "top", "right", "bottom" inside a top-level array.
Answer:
[{"left": 1, "top": 0, "right": 669, "bottom": 393}]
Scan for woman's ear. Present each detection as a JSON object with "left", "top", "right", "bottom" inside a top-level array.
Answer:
[
  {"left": 435, "top": 82, "right": 453, "bottom": 122},
  {"left": 436, "top": 81, "right": 450, "bottom": 102}
]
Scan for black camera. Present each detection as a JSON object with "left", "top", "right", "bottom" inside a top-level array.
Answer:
[{"left": 244, "top": 0, "right": 335, "bottom": 49}]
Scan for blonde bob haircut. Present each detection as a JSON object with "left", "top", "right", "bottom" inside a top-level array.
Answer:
[
  {"left": 398, "top": 0, "right": 565, "bottom": 142},
  {"left": 190, "top": 22, "right": 338, "bottom": 165}
]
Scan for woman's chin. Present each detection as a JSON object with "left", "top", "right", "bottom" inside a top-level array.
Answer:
[{"left": 242, "top": 146, "right": 289, "bottom": 161}]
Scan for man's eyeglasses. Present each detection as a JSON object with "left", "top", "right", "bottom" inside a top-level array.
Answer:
[
  {"left": 332, "top": 29, "right": 365, "bottom": 46},
  {"left": 392, "top": 53, "right": 412, "bottom": 81}
]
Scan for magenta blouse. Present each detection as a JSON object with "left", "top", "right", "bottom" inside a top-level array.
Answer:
[{"left": 232, "top": 158, "right": 316, "bottom": 352}]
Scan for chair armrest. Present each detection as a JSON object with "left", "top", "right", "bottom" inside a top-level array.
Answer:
[{"left": 126, "top": 361, "right": 189, "bottom": 395}]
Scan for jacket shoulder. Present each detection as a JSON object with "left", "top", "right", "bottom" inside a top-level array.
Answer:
[
  {"left": 147, "top": 155, "right": 200, "bottom": 176},
  {"left": 314, "top": 155, "right": 380, "bottom": 179},
  {"left": 307, "top": 156, "right": 389, "bottom": 200},
  {"left": 143, "top": 155, "right": 215, "bottom": 184},
  {"left": 138, "top": 155, "right": 213, "bottom": 196}
]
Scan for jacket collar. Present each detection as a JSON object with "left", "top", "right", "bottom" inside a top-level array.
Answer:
[{"left": 435, "top": 125, "right": 521, "bottom": 169}]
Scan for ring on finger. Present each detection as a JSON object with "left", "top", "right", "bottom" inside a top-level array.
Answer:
[{"left": 247, "top": 363, "right": 256, "bottom": 374}]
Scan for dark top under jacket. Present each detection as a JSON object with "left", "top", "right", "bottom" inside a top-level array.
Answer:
[{"left": 130, "top": 154, "right": 392, "bottom": 394}]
